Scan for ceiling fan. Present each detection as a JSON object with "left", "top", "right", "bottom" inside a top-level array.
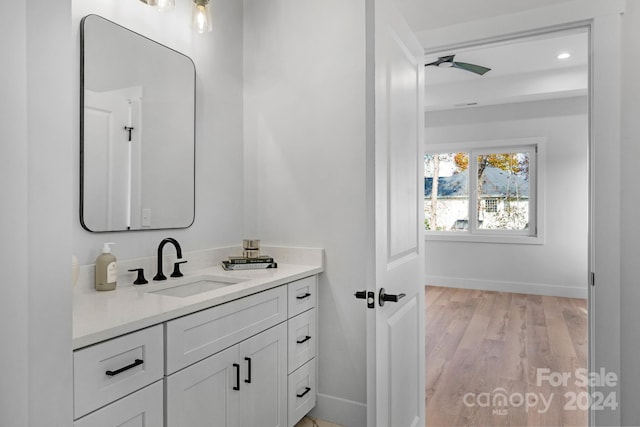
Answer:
[{"left": 425, "top": 55, "right": 491, "bottom": 76}]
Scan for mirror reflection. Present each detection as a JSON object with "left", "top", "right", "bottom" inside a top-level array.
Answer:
[{"left": 81, "top": 14, "right": 195, "bottom": 232}]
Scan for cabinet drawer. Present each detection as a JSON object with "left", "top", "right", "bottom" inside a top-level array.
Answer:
[
  {"left": 288, "top": 276, "right": 316, "bottom": 317},
  {"left": 288, "top": 308, "right": 316, "bottom": 373},
  {"left": 166, "top": 286, "right": 287, "bottom": 374},
  {"left": 73, "top": 325, "right": 163, "bottom": 419},
  {"left": 74, "top": 380, "right": 163, "bottom": 427},
  {"left": 288, "top": 359, "right": 317, "bottom": 427}
]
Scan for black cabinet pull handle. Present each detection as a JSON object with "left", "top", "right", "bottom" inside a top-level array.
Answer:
[
  {"left": 244, "top": 357, "right": 252, "bottom": 384},
  {"left": 296, "top": 335, "right": 312, "bottom": 344},
  {"left": 296, "top": 292, "right": 311, "bottom": 300},
  {"left": 297, "top": 387, "right": 311, "bottom": 398},
  {"left": 233, "top": 363, "right": 240, "bottom": 390},
  {"left": 105, "top": 359, "right": 143, "bottom": 377}
]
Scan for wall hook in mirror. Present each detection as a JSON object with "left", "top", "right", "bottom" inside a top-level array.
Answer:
[{"left": 124, "top": 126, "right": 135, "bottom": 142}]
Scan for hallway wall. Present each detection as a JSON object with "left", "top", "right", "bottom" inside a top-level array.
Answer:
[
  {"left": 425, "top": 96, "right": 589, "bottom": 298},
  {"left": 243, "top": 1, "right": 369, "bottom": 425}
]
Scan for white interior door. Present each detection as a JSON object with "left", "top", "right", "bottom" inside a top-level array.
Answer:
[
  {"left": 84, "top": 89, "right": 127, "bottom": 230},
  {"left": 367, "top": 0, "right": 425, "bottom": 426},
  {"left": 84, "top": 87, "right": 142, "bottom": 230}
]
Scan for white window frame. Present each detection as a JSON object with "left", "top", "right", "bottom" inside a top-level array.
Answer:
[{"left": 424, "top": 137, "right": 546, "bottom": 245}]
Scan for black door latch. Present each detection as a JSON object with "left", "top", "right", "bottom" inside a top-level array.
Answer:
[{"left": 354, "top": 290, "right": 375, "bottom": 309}]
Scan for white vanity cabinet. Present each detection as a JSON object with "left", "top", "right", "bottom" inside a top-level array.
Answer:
[{"left": 73, "top": 274, "right": 318, "bottom": 427}]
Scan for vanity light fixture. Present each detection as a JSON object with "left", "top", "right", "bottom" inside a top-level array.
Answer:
[
  {"left": 139, "top": 0, "right": 175, "bottom": 12},
  {"left": 156, "top": 0, "right": 176, "bottom": 12},
  {"left": 139, "top": 0, "right": 211, "bottom": 33},
  {"left": 192, "top": 0, "right": 213, "bottom": 34}
]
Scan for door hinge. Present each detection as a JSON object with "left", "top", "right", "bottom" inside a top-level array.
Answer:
[{"left": 590, "top": 272, "right": 595, "bottom": 287}]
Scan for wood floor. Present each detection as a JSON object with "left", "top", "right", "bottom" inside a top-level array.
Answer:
[{"left": 425, "top": 286, "right": 588, "bottom": 427}]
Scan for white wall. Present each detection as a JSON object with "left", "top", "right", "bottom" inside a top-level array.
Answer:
[
  {"left": 26, "top": 1, "right": 76, "bottom": 422},
  {"left": 0, "top": 2, "right": 30, "bottom": 425},
  {"left": 620, "top": 1, "right": 640, "bottom": 425},
  {"left": 243, "top": 1, "right": 368, "bottom": 424},
  {"left": 425, "top": 96, "right": 589, "bottom": 298},
  {"left": 0, "top": 0, "right": 76, "bottom": 425},
  {"left": 71, "top": 0, "right": 245, "bottom": 266}
]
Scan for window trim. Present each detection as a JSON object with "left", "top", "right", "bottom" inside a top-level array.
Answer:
[{"left": 424, "top": 137, "right": 546, "bottom": 245}]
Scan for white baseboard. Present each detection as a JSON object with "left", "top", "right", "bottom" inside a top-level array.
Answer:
[
  {"left": 425, "top": 275, "right": 587, "bottom": 299},
  {"left": 308, "top": 393, "right": 367, "bottom": 427}
]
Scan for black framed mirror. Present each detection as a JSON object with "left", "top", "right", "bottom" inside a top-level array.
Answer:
[{"left": 80, "top": 14, "right": 195, "bottom": 232}]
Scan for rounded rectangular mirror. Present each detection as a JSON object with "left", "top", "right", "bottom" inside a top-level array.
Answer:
[{"left": 80, "top": 14, "right": 195, "bottom": 232}]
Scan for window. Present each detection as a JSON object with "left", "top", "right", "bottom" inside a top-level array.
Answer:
[
  {"left": 484, "top": 199, "right": 498, "bottom": 213},
  {"left": 424, "top": 138, "right": 543, "bottom": 244}
]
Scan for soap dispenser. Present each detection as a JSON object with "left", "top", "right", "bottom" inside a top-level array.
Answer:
[{"left": 95, "top": 242, "right": 117, "bottom": 291}]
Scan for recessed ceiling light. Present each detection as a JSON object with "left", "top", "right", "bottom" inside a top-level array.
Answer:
[{"left": 557, "top": 52, "right": 571, "bottom": 60}]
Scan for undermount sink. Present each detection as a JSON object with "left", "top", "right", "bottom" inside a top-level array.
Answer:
[{"left": 148, "top": 275, "right": 248, "bottom": 298}]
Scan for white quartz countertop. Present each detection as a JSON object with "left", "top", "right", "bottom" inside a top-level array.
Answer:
[{"left": 73, "top": 262, "right": 323, "bottom": 350}]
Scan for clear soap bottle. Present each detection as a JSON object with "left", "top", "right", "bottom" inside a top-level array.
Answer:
[{"left": 95, "top": 242, "right": 117, "bottom": 291}]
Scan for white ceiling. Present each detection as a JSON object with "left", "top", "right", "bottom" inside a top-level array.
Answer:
[
  {"left": 425, "top": 29, "right": 588, "bottom": 86},
  {"left": 394, "top": 0, "right": 577, "bottom": 32},
  {"left": 392, "top": 1, "right": 590, "bottom": 111}
]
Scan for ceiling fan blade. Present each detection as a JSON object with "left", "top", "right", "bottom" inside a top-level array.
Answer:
[
  {"left": 425, "top": 55, "right": 455, "bottom": 67},
  {"left": 451, "top": 61, "right": 491, "bottom": 75}
]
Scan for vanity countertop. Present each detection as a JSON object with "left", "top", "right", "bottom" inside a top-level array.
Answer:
[{"left": 73, "top": 262, "right": 323, "bottom": 350}]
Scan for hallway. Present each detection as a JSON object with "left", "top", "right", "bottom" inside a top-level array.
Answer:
[{"left": 425, "top": 286, "right": 588, "bottom": 426}]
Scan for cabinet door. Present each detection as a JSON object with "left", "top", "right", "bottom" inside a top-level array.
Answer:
[
  {"left": 74, "top": 380, "right": 163, "bottom": 427},
  {"left": 166, "top": 345, "right": 241, "bottom": 427},
  {"left": 239, "top": 323, "right": 287, "bottom": 427}
]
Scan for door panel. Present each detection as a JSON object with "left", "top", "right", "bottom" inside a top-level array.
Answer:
[
  {"left": 387, "top": 32, "right": 420, "bottom": 262},
  {"left": 83, "top": 87, "right": 141, "bottom": 231},
  {"left": 369, "top": 0, "right": 425, "bottom": 426},
  {"left": 387, "top": 297, "right": 421, "bottom": 427}
]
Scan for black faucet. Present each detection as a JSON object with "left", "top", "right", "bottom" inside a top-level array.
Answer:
[{"left": 153, "top": 237, "right": 184, "bottom": 281}]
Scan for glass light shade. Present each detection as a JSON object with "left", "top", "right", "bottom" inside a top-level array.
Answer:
[
  {"left": 156, "top": 0, "right": 175, "bottom": 11},
  {"left": 192, "top": 0, "right": 213, "bottom": 34}
]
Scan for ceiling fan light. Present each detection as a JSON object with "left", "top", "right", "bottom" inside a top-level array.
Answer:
[{"left": 438, "top": 62, "right": 453, "bottom": 68}]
